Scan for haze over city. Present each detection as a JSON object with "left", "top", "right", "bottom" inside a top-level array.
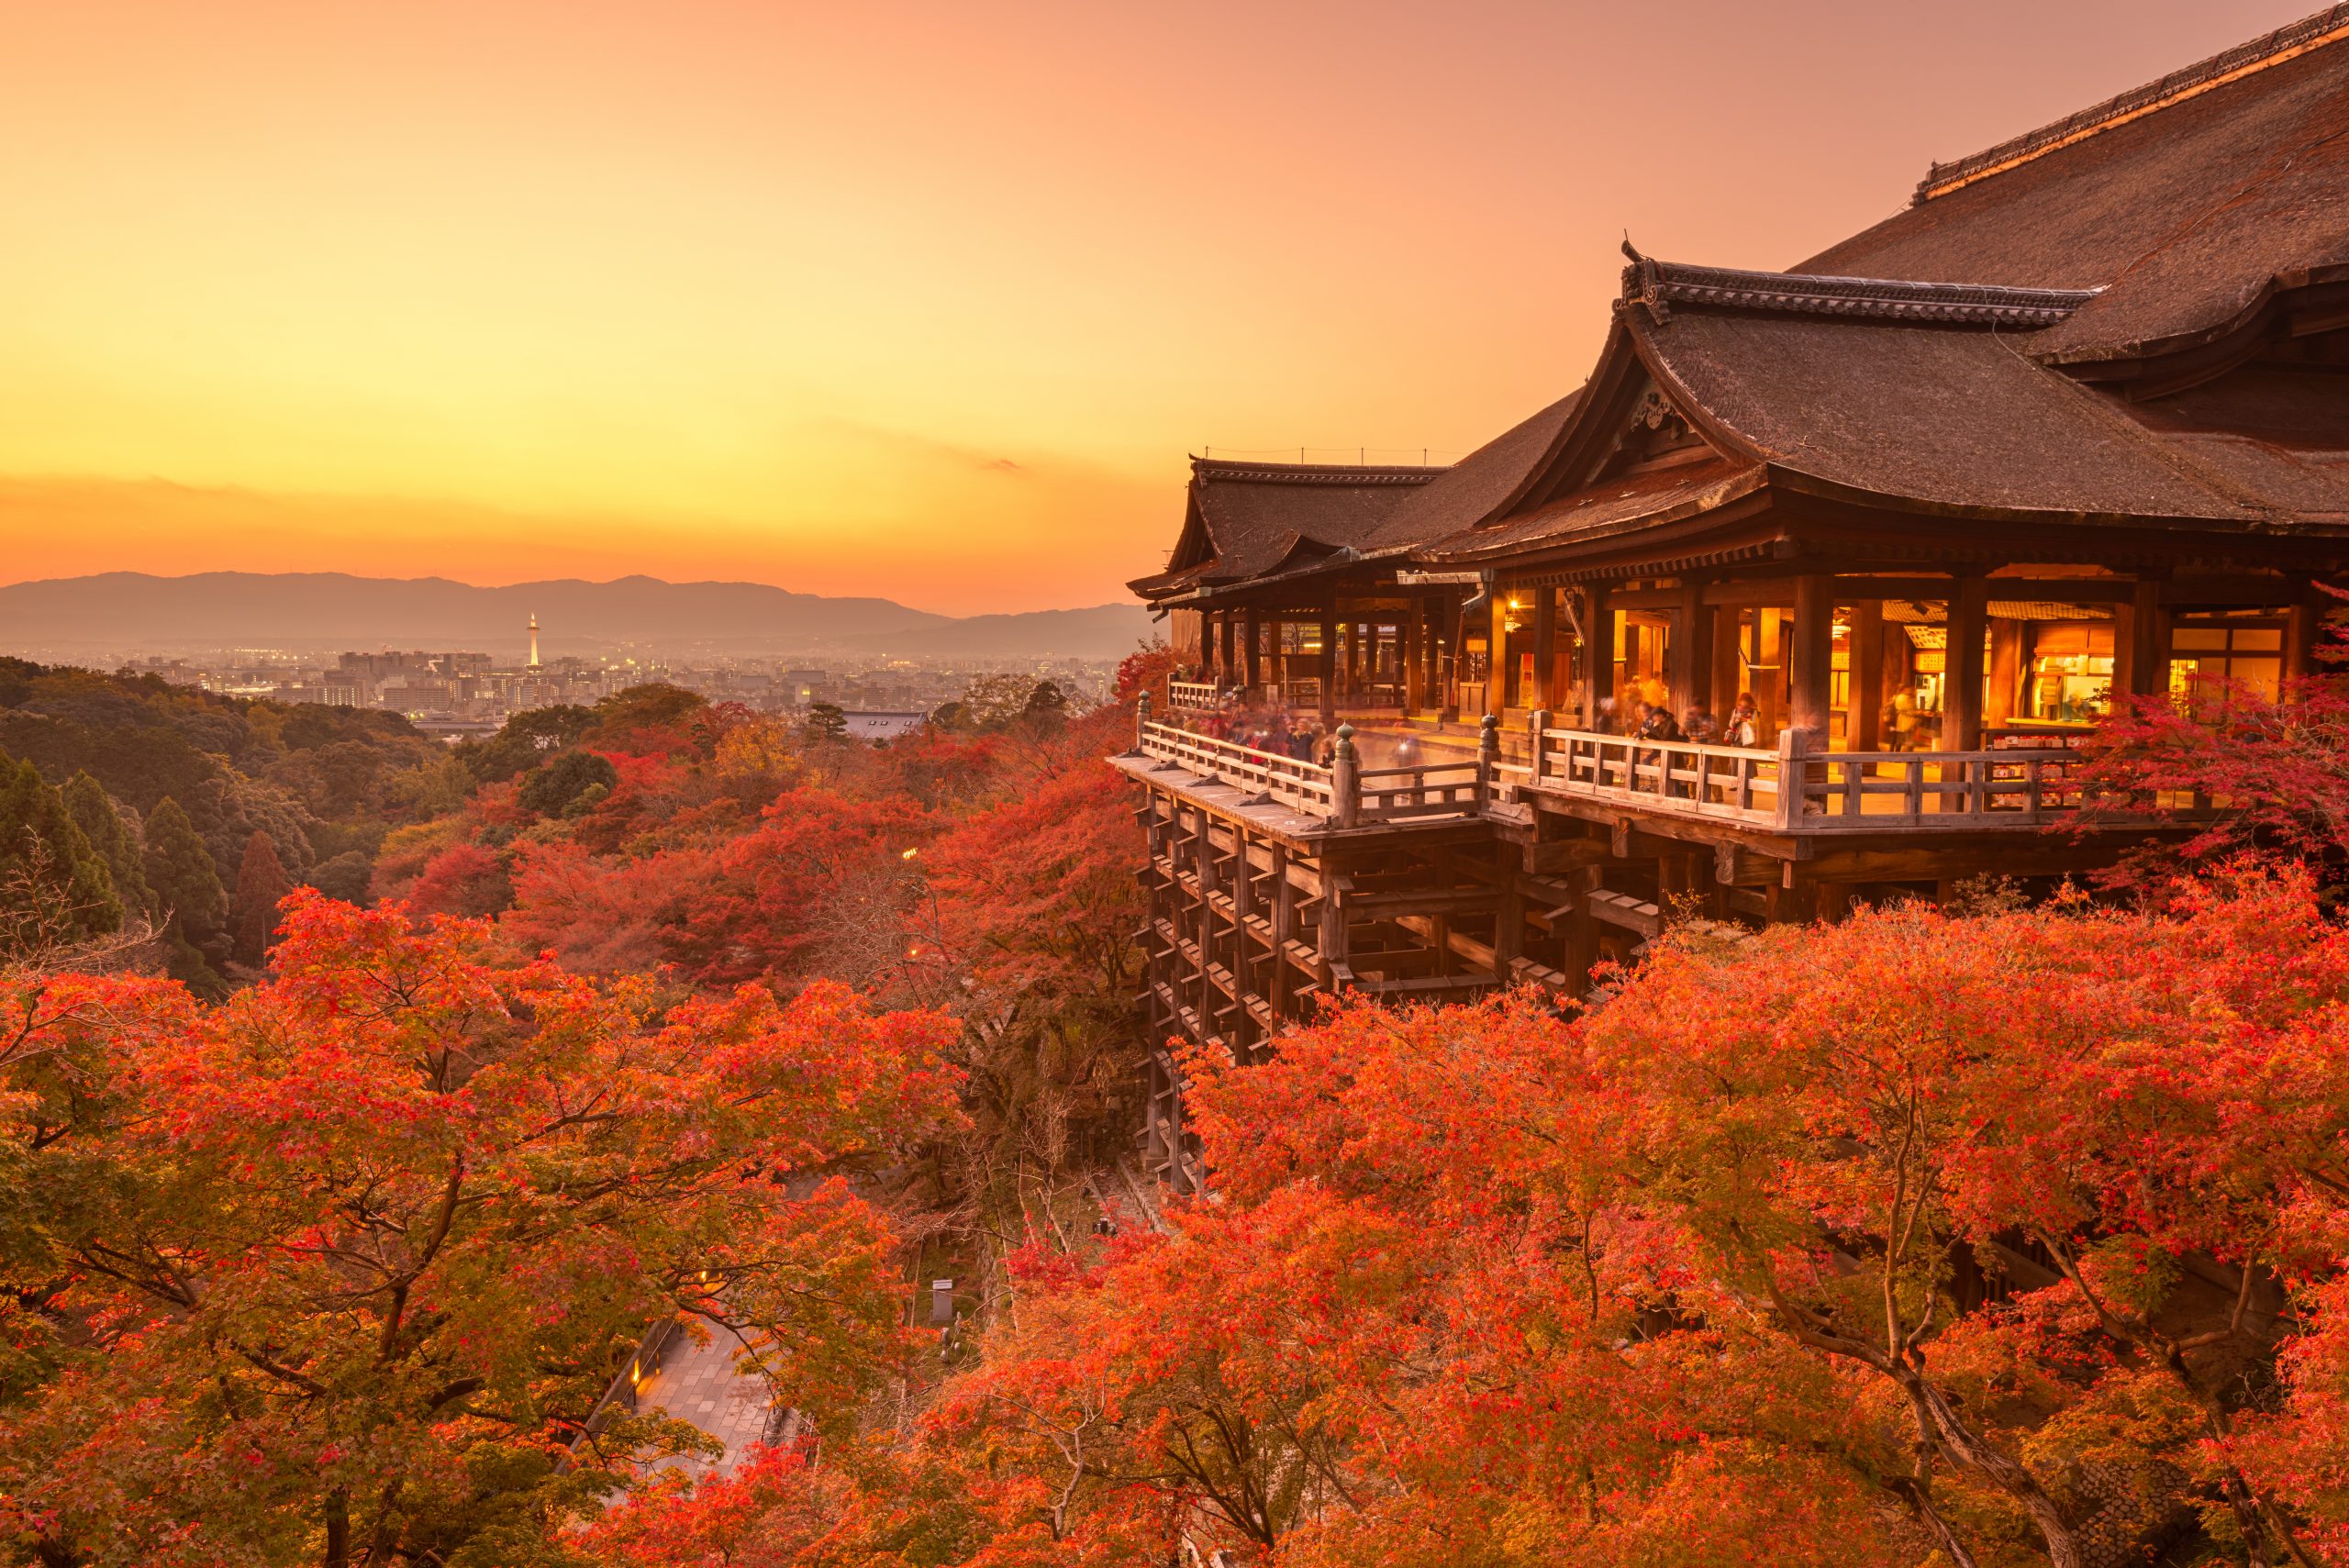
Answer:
[{"left": 0, "top": 0, "right": 2315, "bottom": 614}]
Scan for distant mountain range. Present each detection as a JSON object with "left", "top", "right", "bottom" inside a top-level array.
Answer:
[{"left": 0, "top": 573, "right": 1157, "bottom": 662}]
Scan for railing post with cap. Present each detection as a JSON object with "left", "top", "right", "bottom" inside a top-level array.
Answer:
[
  {"left": 1476, "top": 713, "right": 1500, "bottom": 812},
  {"left": 1134, "top": 690, "right": 1152, "bottom": 755},
  {"left": 1332, "top": 723, "right": 1361, "bottom": 828},
  {"left": 1529, "top": 707, "right": 1551, "bottom": 787},
  {"left": 1775, "top": 726, "right": 1809, "bottom": 832}
]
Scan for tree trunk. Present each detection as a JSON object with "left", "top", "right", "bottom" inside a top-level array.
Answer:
[
  {"left": 1887, "top": 1475, "right": 1980, "bottom": 1568},
  {"left": 323, "top": 1487, "right": 350, "bottom": 1568},
  {"left": 1897, "top": 1366, "right": 2082, "bottom": 1568}
]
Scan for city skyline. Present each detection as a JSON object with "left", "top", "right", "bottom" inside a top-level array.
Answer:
[{"left": 0, "top": 0, "right": 2315, "bottom": 613}]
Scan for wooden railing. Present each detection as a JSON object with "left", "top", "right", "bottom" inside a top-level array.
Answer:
[
  {"left": 1528, "top": 725, "right": 2083, "bottom": 833},
  {"left": 1134, "top": 712, "right": 1481, "bottom": 828},
  {"left": 1139, "top": 719, "right": 1337, "bottom": 817},
  {"left": 1353, "top": 756, "right": 1484, "bottom": 823},
  {"left": 1537, "top": 729, "right": 1787, "bottom": 828},
  {"left": 1167, "top": 679, "right": 1222, "bottom": 710},
  {"left": 1133, "top": 698, "right": 2096, "bottom": 838},
  {"left": 1787, "top": 746, "right": 2086, "bottom": 829}
]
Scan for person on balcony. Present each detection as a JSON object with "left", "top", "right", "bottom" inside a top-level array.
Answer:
[
  {"left": 1723, "top": 693, "right": 1760, "bottom": 748},
  {"left": 1633, "top": 700, "right": 1683, "bottom": 792},
  {"left": 1886, "top": 682, "right": 1925, "bottom": 751}
]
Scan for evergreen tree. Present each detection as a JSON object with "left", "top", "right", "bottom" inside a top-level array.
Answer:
[
  {"left": 61, "top": 771, "right": 154, "bottom": 922},
  {"left": 0, "top": 756, "right": 122, "bottom": 957},
  {"left": 231, "top": 830, "right": 291, "bottom": 966},
  {"left": 1021, "top": 679, "right": 1069, "bottom": 731},
  {"left": 517, "top": 750, "right": 619, "bottom": 818},
  {"left": 142, "top": 795, "right": 228, "bottom": 984},
  {"left": 803, "top": 701, "right": 850, "bottom": 745}
]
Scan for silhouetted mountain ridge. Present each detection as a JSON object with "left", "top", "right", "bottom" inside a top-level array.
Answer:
[{"left": 0, "top": 573, "right": 1153, "bottom": 661}]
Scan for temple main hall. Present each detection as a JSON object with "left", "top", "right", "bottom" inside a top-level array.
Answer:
[{"left": 1116, "top": 6, "right": 2349, "bottom": 1188}]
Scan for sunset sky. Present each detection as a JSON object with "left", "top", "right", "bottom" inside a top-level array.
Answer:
[{"left": 0, "top": 1, "right": 2312, "bottom": 615}]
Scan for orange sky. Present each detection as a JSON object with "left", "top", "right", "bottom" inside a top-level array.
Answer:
[{"left": 0, "top": 0, "right": 2312, "bottom": 615}]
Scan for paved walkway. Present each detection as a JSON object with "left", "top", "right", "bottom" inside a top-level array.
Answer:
[{"left": 633, "top": 1323, "right": 780, "bottom": 1482}]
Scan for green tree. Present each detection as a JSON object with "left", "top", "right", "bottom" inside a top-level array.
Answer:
[
  {"left": 803, "top": 702, "right": 850, "bottom": 745},
  {"left": 0, "top": 757, "right": 121, "bottom": 957},
  {"left": 61, "top": 772, "right": 153, "bottom": 922},
  {"left": 304, "top": 850, "right": 374, "bottom": 906},
  {"left": 453, "top": 704, "right": 596, "bottom": 784},
  {"left": 1022, "top": 678, "right": 1069, "bottom": 730},
  {"left": 142, "top": 795, "right": 229, "bottom": 993},
  {"left": 231, "top": 830, "right": 292, "bottom": 966},
  {"left": 518, "top": 750, "right": 619, "bottom": 817}
]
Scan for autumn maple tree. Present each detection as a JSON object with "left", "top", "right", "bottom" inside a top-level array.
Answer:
[
  {"left": 620, "top": 867, "right": 2349, "bottom": 1568},
  {"left": 0, "top": 890, "right": 961, "bottom": 1568}
]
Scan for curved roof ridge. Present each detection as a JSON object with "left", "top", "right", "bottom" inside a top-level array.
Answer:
[
  {"left": 1619, "top": 249, "right": 2099, "bottom": 328},
  {"left": 1917, "top": 3, "right": 2349, "bottom": 204},
  {"left": 1189, "top": 456, "right": 1447, "bottom": 486}
]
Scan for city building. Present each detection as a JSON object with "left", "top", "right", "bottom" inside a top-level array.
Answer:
[{"left": 842, "top": 710, "right": 930, "bottom": 742}]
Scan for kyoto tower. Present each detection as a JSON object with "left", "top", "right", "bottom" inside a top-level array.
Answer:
[{"left": 527, "top": 613, "right": 541, "bottom": 670}]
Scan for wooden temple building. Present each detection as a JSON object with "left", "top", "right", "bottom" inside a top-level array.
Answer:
[{"left": 1116, "top": 6, "right": 2349, "bottom": 1188}]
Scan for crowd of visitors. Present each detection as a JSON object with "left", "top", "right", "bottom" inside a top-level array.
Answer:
[{"left": 1177, "top": 688, "right": 1332, "bottom": 763}]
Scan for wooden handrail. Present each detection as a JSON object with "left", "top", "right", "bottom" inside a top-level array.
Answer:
[
  {"left": 1526, "top": 724, "right": 2084, "bottom": 833},
  {"left": 1139, "top": 721, "right": 1338, "bottom": 817},
  {"left": 1139, "top": 716, "right": 2093, "bottom": 837},
  {"left": 1166, "top": 680, "right": 1222, "bottom": 710}
]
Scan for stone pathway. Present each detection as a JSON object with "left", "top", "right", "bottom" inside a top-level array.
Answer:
[{"left": 633, "top": 1323, "right": 781, "bottom": 1483}]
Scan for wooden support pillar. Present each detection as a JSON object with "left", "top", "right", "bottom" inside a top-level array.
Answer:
[
  {"left": 2286, "top": 595, "right": 2321, "bottom": 685},
  {"left": 1216, "top": 611, "right": 1235, "bottom": 687},
  {"left": 1562, "top": 868, "right": 1600, "bottom": 992},
  {"left": 1765, "top": 876, "right": 1815, "bottom": 926},
  {"left": 1711, "top": 603, "right": 1743, "bottom": 720},
  {"left": 1194, "top": 809, "right": 1217, "bottom": 1026},
  {"left": 1318, "top": 590, "right": 1338, "bottom": 726},
  {"left": 1850, "top": 599, "right": 1886, "bottom": 751},
  {"left": 1401, "top": 595, "right": 1423, "bottom": 713},
  {"left": 1230, "top": 827, "right": 1256, "bottom": 1053},
  {"left": 1496, "top": 841, "right": 1525, "bottom": 967},
  {"left": 1531, "top": 588, "right": 1558, "bottom": 711},
  {"left": 1163, "top": 1057, "right": 1188, "bottom": 1192},
  {"left": 1987, "top": 617, "right": 2026, "bottom": 728},
  {"left": 1755, "top": 609, "right": 1786, "bottom": 737},
  {"left": 2114, "top": 577, "right": 2165, "bottom": 697},
  {"left": 1580, "top": 585, "right": 1610, "bottom": 728},
  {"left": 1269, "top": 844, "right": 1295, "bottom": 1023},
  {"left": 1947, "top": 573, "right": 1989, "bottom": 750},
  {"left": 1672, "top": 582, "right": 1712, "bottom": 722},
  {"left": 1428, "top": 595, "right": 1446, "bottom": 728},
  {"left": 1787, "top": 573, "right": 1835, "bottom": 740},
  {"left": 1488, "top": 584, "right": 1512, "bottom": 715},
  {"left": 1241, "top": 608, "right": 1262, "bottom": 695},
  {"left": 1317, "top": 858, "right": 1349, "bottom": 989}
]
